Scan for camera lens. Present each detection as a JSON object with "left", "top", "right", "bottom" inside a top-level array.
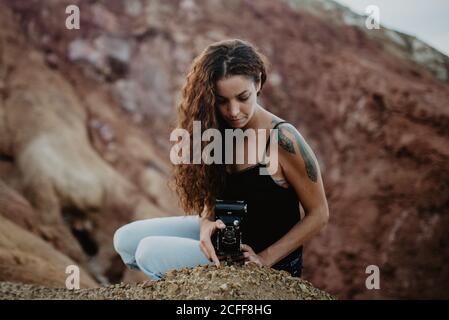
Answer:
[{"left": 223, "top": 228, "right": 236, "bottom": 244}]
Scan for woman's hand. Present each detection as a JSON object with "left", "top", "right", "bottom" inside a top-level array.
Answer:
[
  {"left": 199, "top": 218, "right": 226, "bottom": 267},
  {"left": 240, "top": 244, "right": 269, "bottom": 267}
]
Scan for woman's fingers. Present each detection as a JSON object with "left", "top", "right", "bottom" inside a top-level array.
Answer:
[
  {"left": 243, "top": 251, "right": 256, "bottom": 263},
  {"left": 199, "top": 241, "right": 210, "bottom": 261},
  {"left": 198, "top": 218, "right": 225, "bottom": 268},
  {"left": 207, "top": 241, "right": 221, "bottom": 267},
  {"left": 200, "top": 238, "right": 220, "bottom": 267},
  {"left": 202, "top": 241, "right": 259, "bottom": 266},
  {"left": 215, "top": 219, "right": 226, "bottom": 229},
  {"left": 241, "top": 244, "right": 260, "bottom": 264},
  {"left": 240, "top": 244, "right": 254, "bottom": 254}
]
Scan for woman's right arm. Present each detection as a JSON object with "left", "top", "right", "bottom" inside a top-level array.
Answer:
[{"left": 199, "top": 203, "right": 225, "bottom": 267}]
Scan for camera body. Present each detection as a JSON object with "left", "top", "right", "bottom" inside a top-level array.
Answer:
[{"left": 212, "top": 199, "right": 246, "bottom": 265}]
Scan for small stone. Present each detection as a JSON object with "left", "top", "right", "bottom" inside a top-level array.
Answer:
[{"left": 219, "top": 283, "right": 228, "bottom": 291}]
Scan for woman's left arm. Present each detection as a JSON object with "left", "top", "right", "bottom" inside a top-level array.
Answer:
[{"left": 257, "top": 123, "right": 330, "bottom": 267}]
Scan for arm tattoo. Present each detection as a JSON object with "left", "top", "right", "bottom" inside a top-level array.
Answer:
[
  {"left": 272, "top": 118, "right": 318, "bottom": 183},
  {"left": 278, "top": 129, "right": 295, "bottom": 153}
]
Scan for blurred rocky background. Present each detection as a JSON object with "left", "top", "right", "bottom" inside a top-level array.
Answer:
[{"left": 0, "top": 0, "right": 448, "bottom": 299}]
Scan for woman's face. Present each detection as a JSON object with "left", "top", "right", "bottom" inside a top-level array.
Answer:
[{"left": 215, "top": 75, "right": 261, "bottom": 128}]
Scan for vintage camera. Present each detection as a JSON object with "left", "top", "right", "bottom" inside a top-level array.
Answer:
[{"left": 212, "top": 199, "right": 247, "bottom": 266}]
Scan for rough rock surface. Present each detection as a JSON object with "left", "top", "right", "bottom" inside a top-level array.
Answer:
[
  {"left": 0, "top": 264, "right": 334, "bottom": 300},
  {"left": 286, "top": 0, "right": 449, "bottom": 83},
  {"left": 0, "top": 214, "right": 97, "bottom": 288}
]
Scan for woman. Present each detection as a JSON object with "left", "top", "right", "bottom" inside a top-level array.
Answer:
[{"left": 113, "top": 39, "right": 329, "bottom": 281}]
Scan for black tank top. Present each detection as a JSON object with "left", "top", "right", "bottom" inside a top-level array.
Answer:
[{"left": 218, "top": 121, "right": 304, "bottom": 277}]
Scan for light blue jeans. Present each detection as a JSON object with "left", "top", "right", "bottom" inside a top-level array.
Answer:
[{"left": 113, "top": 215, "right": 215, "bottom": 280}]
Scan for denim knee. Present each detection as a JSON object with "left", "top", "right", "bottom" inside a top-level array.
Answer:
[
  {"left": 135, "top": 237, "right": 164, "bottom": 280},
  {"left": 113, "top": 224, "right": 139, "bottom": 270},
  {"left": 113, "top": 225, "right": 127, "bottom": 256}
]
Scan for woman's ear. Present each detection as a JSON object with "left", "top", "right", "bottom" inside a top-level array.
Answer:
[{"left": 256, "top": 81, "right": 261, "bottom": 96}]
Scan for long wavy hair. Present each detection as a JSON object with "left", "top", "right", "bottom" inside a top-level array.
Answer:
[{"left": 171, "top": 39, "right": 269, "bottom": 216}]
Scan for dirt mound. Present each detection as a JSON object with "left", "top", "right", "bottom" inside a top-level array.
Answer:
[{"left": 0, "top": 263, "right": 334, "bottom": 300}]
